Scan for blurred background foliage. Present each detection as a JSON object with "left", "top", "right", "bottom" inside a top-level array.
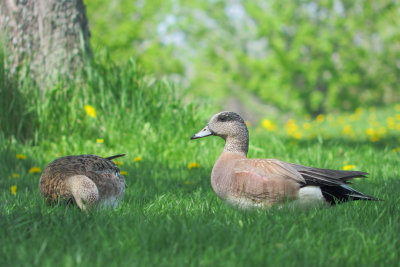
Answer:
[{"left": 86, "top": 0, "right": 400, "bottom": 116}]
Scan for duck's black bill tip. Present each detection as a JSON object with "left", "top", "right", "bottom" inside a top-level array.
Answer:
[{"left": 190, "top": 135, "right": 199, "bottom": 140}]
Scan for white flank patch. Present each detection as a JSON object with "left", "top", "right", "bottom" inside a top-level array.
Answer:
[
  {"left": 293, "top": 186, "right": 326, "bottom": 208},
  {"left": 298, "top": 186, "right": 324, "bottom": 200}
]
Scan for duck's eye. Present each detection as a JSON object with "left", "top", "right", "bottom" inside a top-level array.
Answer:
[{"left": 218, "top": 115, "right": 228, "bottom": 122}]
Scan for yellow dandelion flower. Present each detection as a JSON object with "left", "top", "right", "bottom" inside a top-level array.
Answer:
[
  {"left": 315, "top": 114, "right": 325, "bottom": 123},
  {"left": 11, "top": 185, "right": 17, "bottom": 195},
  {"left": 286, "top": 119, "right": 295, "bottom": 124},
  {"left": 284, "top": 120, "right": 303, "bottom": 139},
  {"left": 285, "top": 119, "right": 298, "bottom": 132},
  {"left": 29, "top": 167, "right": 42, "bottom": 174},
  {"left": 84, "top": 105, "right": 97, "bottom": 118},
  {"left": 133, "top": 156, "right": 142, "bottom": 162},
  {"left": 302, "top": 122, "right": 311, "bottom": 130},
  {"left": 113, "top": 160, "right": 123, "bottom": 166},
  {"left": 366, "top": 128, "right": 375, "bottom": 136},
  {"left": 387, "top": 117, "right": 395, "bottom": 129},
  {"left": 16, "top": 154, "right": 26, "bottom": 160},
  {"left": 120, "top": 171, "right": 128, "bottom": 175},
  {"left": 261, "top": 119, "right": 277, "bottom": 132},
  {"left": 341, "top": 125, "right": 354, "bottom": 136},
  {"left": 10, "top": 173, "right": 20, "bottom": 179},
  {"left": 393, "top": 147, "right": 400, "bottom": 153},
  {"left": 342, "top": 165, "right": 356, "bottom": 170},
  {"left": 96, "top": 138, "right": 104, "bottom": 143},
  {"left": 292, "top": 131, "right": 303, "bottom": 140},
  {"left": 188, "top": 162, "right": 200, "bottom": 170}
]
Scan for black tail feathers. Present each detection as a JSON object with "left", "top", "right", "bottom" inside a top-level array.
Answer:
[
  {"left": 106, "top": 154, "right": 126, "bottom": 160},
  {"left": 321, "top": 184, "right": 381, "bottom": 205}
]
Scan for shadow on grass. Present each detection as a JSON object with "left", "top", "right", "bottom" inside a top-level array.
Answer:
[{"left": 122, "top": 160, "right": 212, "bottom": 203}]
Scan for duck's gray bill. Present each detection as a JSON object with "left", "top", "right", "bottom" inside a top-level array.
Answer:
[{"left": 191, "top": 125, "right": 213, "bottom": 140}]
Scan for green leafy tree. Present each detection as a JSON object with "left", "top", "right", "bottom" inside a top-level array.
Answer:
[{"left": 86, "top": 0, "right": 400, "bottom": 115}]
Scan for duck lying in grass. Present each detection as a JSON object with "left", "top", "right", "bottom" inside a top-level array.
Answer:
[
  {"left": 39, "top": 154, "right": 126, "bottom": 210},
  {"left": 191, "top": 111, "right": 379, "bottom": 209}
]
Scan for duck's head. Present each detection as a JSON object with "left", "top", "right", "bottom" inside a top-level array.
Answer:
[{"left": 191, "top": 111, "right": 248, "bottom": 141}]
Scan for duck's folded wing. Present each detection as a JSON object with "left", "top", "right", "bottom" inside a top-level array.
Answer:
[
  {"left": 287, "top": 162, "right": 368, "bottom": 186},
  {"left": 83, "top": 155, "right": 121, "bottom": 174},
  {"left": 83, "top": 156, "right": 125, "bottom": 197},
  {"left": 234, "top": 159, "right": 306, "bottom": 184},
  {"left": 234, "top": 159, "right": 367, "bottom": 187}
]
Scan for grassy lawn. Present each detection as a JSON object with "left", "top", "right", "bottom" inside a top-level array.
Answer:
[{"left": 1, "top": 57, "right": 399, "bottom": 266}]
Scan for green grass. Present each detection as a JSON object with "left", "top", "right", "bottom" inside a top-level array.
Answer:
[{"left": 1, "top": 53, "right": 399, "bottom": 266}]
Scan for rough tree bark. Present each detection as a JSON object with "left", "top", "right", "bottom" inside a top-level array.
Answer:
[{"left": 0, "top": 0, "right": 91, "bottom": 88}]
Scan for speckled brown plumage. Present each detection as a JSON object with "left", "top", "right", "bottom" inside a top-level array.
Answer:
[
  {"left": 191, "top": 111, "right": 379, "bottom": 209},
  {"left": 39, "top": 154, "right": 126, "bottom": 209}
]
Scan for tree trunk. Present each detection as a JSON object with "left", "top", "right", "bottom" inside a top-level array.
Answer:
[{"left": 0, "top": 0, "right": 91, "bottom": 88}]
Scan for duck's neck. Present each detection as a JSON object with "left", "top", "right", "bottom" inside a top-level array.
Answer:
[{"left": 223, "top": 130, "right": 249, "bottom": 156}]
